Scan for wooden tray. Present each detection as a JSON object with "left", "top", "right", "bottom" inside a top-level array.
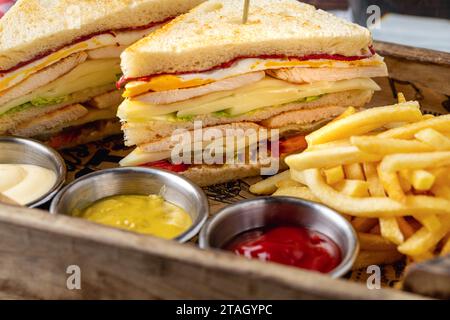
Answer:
[{"left": 0, "top": 41, "right": 448, "bottom": 300}]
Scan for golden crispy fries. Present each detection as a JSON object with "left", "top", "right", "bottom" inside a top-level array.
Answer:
[
  {"left": 411, "top": 170, "right": 435, "bottom": 191},
  {"left": 335, "top": 180, "right": 370, "bottom": 197},
  {"left": 380, "top": 217, "right": 404, "bottom": 245},
  {"left": 306, "top": 103, "right": 422, "bottom": 146},
  {"left": 352, "top": 217, "right": 379, "bottom": 233},
  {"left": 398, "top": 174, "right": 412, "bottom": 193},
  {"left": 397, "top": 92, "right": 406, "bottom": 103},
  {"left": 363, "top": 163, "right": 385, "bottom": 197},
  {"left": 344, "top": 163, "right": 365, "bottom": 180},
  {"left": 305, "top": 139, "right": 351, "bottom": 152},
  {"left": 329, "top": 106, "right": 357, "bottom": 124},
  {"left": 358, "top": 233, "right": 398, "bottom": 251},
  {"left": 441, "top": 235, "right": 450, "bottom": 256},
  {"left": 353, "top": 250, "right": 404, "bottom": 270},
  {"left": 273, "top": 186, "right": 319, "bottom": 202},
  {"left": 290, "top": 169, "right": 307, "bottom": 185},
  {"left": 397, "top": 217, "right": 417, "bottom": 240},
  {"left": 377, "top": 167, "right": 405, "bottom": 202},
  {"left": 378, "top": 114, "right": 450, "bottom": 139},
  {"left": 324, "top": 166, "right": 345, "bottom": 185},
  {"left": 350, "top": 136, "right": 433, "bottom": 154},
  {"left": 274, "top": 102, "right": 450, "bottom": 264},
  {"left": 415, "top": 128, "right": 450, "bottom": 150},
  {"left": 398, "top": 216, "right": 450, "bottom": 256},
  {"left": 380, "top": 152, "right": 450, "bottom": 172},
  {"left": 276, "top": 179, "right": 302, "bottom": 189},
  {"left": 411, "top": 251, "right": 435, "bottom": 263},
  {"left": 249, "top": 170, "right": 291, "bottom": 195},
  {"left": 301, "top": 169, "right": 450, "bottom": 217},
  {"left": 285, "top": 146, "right": 382, "bottom": 171},
  {"left": 413, "top": 213, "right": 441, "bottom": 232}
]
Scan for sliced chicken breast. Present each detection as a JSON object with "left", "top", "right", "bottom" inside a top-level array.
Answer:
[
  {"left": 134, "top": 71, "right": 265, "bottom": 105},
  {"left": 12, "top": 104, "right": 88, "bottom": 137},
  {"left": 267, "top": 65, "right": 388, "bottom": 84},
  {"left": 87, "top": 45, "right": 127, "bottom": 59},
  {"left": 0, "top": 52, "right": 88, "bottom": 107}
]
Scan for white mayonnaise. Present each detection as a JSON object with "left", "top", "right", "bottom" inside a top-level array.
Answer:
[{"left": 0, "top": 164, "right": 57, "bottom": 205}]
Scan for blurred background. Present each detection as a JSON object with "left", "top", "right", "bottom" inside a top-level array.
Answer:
[
  {"left": 0, "top": 0, "right": 449, "bottom": 52},
  {"left": 303, "top": 0, "right": 450, "bottom": 52}
]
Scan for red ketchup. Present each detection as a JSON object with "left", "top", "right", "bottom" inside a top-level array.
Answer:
[{"left": 225, "top": 226, "right": 342, "bottom": 273}]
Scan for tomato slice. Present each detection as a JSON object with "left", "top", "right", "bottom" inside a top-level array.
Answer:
[
  {"left": 47, "top": 130, "right": 80, "bottom": 149},
  {"left": 141, "top": 160, "right": 190, "bottom": 173},
  {"left": 279, "top": 135, "right": 308, "bottom": 155}
]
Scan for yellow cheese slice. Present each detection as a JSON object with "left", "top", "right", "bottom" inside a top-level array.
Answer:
[{"left": 118, "top": 77, "right": 380, "bottom": 122}]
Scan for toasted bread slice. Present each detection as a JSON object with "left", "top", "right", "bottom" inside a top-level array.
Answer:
[
  {"left": 0, "top": 0, "right": 205, "bottom": 70},
  {"left": 122, "top": 0, "right": 372, "bottom": 78}
]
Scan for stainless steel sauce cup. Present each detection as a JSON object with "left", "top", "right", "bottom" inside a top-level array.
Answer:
[
  {"left": 50, "top": 167, "right": 209, "bottom": 242},
  {"left": 199, "top": 196, "right": 359, "bottom": 278},
  {"left": 0, "top": 136, "right": 66, "bottom": 207}
]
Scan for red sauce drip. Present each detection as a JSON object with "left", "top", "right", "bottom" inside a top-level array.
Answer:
[
  {"left": 141, "top": 160, "right": 190, "bottom": 173},
  {"left": 225, "top": 226, "right": 342, "bottom": 273},
  {"left": 117, "top": 46, "right": 376, "bottom": 88},
  {"left": 0, "top": 17, "right": 175, "bottom": 75}
]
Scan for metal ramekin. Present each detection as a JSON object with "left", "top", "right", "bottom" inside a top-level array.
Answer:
[
  {"left": 50, "top": 167, "right": 209, "bottom": 243},
  {"left": 0, "top": 136, "right": 66, "bottom": 208},
  {"left": 199, "top": 196, "right": 359, "bottom": 278}
]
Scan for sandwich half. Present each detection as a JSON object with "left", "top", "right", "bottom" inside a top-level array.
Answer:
[
  {"left": 0, "top": 0, "right": 204, "bottom": 149},
  {"left": 118, "top": 0, "right": 388, "bottom": 186}
]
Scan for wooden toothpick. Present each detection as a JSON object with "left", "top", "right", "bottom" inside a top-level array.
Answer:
[{"left": 242, "top": 0, "right": 250, "bottom": 24}]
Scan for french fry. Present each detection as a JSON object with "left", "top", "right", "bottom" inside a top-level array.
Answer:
[
  {"left": 398, "top": 216, "right": 450, "bottom": 256},
  {"left": 397, "top": 217, "right": 418, "bottom": 239},
  {"left": 276, "top": 179, "right": 303, "bottom": 189},
  {"left": 352, "top": 217, "right": 379, "bottom": 233},
  {"left": 358, "top": 233, "right": 398, "bottom": 251},
  {"left": 398, "top": 173, "right": 412, "bottom": 193},
  {"left": 441, "top": 235, "right": 450, "bottom": 256},
  {"left": 329, "top": 106, "right": 357, "bottom": 124},
  {"left": 305, "top": 139, "right": 350, "bottom": 152},
  {"left": 378, "top": 114, "right": 450, "bottom": 139},
  {"left": 285, "top": 146, "right": 382, "bottom": 171},
  {"left": 306, "top": 102, "right": 422, "bottom": 146},
  {"left": 411, "top": 251, "right": 435, "bottom": 263},
  {"left": 414, "top": 128, "right": 450, "bottom": 150},
  {"left": 290, "top": 169, "right": 307, "bottom": 185},
  {"left": 411, "top": 170, "right": 435, "bottom": 191},
  {"left": 334, "top": 180, "right": 370, "bottom": 197},
  {"left": 301, "top": 169, "right": 450, "bottom": 217},
  {"left": 413, "top": 213, "right": 441, "bottom": 232},
  {"left": 362, "top": 163, "right": 386, "bottom": 197},
  {"left": 352, "top": 250, "right": 404, "bottom": 270},
  {"left": 249, "top": 170, "right": 290, "bottom": 195},
  {"left": 343, "top": 163, "right": 365, "bottom": 180},
  {"left": 379, "top": 152, "right": 450, "bottom": 173},
  {"left": 377, "top": 166, "right": 405, "bottom": 202},
  {"left": 432, "top": 185, "right": 450, "bottom": 200},
  {"left": 350, "top": 136, "right": 433, "bottom": 154},
  {"left": 380, "top": 217, "right": 404, "bottom": 245},
  {"left": 397, "top": 92, "right": 406, "bottom": 103},
  {"left": 324, "top": 166, "right": 345, "bottom": 185},
  {"left": 273, "top": 186, "right": 319, "bottom": 202}
]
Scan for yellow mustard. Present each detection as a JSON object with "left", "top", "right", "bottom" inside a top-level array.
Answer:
[{"left": 73, "top": 195, "right": 192, "bottom": 239}]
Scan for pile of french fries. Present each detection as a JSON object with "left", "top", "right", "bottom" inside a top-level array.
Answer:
[{"left": 250, "top": 95, "right": 450, "bottom": 269}]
